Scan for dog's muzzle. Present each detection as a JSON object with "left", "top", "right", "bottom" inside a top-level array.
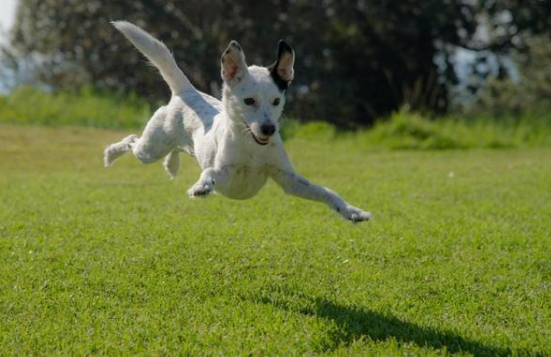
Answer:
[{"left": 243, "top": 121, "right": 271, "bottom": 146}]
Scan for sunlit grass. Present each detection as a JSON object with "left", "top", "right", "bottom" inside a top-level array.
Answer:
[{"left": 0, "top": 125, "right": 550, "bottom": 356}]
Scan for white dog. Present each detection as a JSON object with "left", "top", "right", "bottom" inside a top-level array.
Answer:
[{"left": 104, "top": 21, "right": 371, "bottom": 222}]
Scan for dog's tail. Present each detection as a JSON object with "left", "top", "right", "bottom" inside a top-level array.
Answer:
[{"left": 112, "top": 21, "right": 193, "bottom": 95}]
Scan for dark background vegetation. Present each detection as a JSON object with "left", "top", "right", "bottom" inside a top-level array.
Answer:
[{"left": 1, "top": 0, "right": 551, "bottom": 128}]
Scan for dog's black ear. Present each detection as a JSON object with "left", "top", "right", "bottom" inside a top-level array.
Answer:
[
  {"left": 268, "top": 40, "right": 295, "bottom": 91},
  {"left": 221, "top": 40, "right": 248, "bottom": 86}
]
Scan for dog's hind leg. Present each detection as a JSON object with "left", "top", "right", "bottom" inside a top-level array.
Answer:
[
  {"left": 126, "top": 106, "right": 176, "bottom": 165},
  {"left": 104, "top": 106, "right": 178, "bottom": 170},
  {"left": 163, "top": 150, "right": 180, "bottom": 179},
  {"left": 104, "top": 134, "right": 138, "bottom": 167}
]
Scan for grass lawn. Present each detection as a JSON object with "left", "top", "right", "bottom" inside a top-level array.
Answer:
[{"left": 0, "top": 125, "right": 550, "bottom": 356}]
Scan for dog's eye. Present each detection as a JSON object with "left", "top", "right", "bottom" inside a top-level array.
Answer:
[
  {"left": 243, "top": 98, "right": 256, "bottom": 106},
  {"left": 272, "top": 98, "right": 281, "bottom": 106}
]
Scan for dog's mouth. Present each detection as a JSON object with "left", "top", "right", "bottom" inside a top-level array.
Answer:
[
  {"left": 251, "top": 133, "right": 270, "bottom": 145},
  {"left": 243, "top": 122, "right": 270, "bottom": 146}
]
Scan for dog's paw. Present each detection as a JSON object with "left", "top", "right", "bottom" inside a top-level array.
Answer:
[
  {"left": 338, "top": 205, "right": 371, "bottom": 223},
  {"left": 187, "top": 181, "right": 214, "bottom": 198}
]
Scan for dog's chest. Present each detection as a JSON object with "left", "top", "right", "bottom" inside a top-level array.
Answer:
[
  {"left": 217, "top": 162, "right": 271, "bottom": 200},
  {"left": 215, "top": 144, "right": 275, "bottom": 199}
]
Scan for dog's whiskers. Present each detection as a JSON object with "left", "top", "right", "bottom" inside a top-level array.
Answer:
[{"left": 239, "top": 122, "right": 253, "bottom": 135}]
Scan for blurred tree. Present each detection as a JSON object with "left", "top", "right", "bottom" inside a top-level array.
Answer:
[
  {"left": 2, "top": 0, "right": 550, "bottom": 127},
  {"left": 462, "top": 34, "right": 551, "bottom": 117}
]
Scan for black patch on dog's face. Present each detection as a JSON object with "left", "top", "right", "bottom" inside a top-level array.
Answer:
[{"left": 268, "top": 40, "right": 294, "bottom": 92}]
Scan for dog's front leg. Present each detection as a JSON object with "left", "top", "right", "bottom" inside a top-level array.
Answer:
[
  {"left": 187, "top": 168, "right": 228, "bottom": 198},
  {"left": 272, "top": 169, "right": 371, "bottom": 222}
]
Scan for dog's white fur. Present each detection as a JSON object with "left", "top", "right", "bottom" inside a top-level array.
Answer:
[{"left": 104, "top": 21, "right": 371, "bottom": 222}]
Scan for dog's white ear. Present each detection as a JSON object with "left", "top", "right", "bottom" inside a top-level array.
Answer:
[
  {"left": 268, "top": 40, "right": 295, "bottom": 91},
  {"left": 221, "top": 40, "right": 248, "bottom": 85}
]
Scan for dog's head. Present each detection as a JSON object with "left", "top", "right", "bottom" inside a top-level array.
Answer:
[{"left": 221, "top": 40, "right": 295, "bottom": 145}]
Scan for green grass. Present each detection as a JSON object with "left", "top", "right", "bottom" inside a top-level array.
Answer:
[
  {"left": 285, "top": 111, "right": 551, "bottom": 150},
  {"left": 3, "top": 87, "right": 551, "bottom": 149},
  {"left": 1, "top": 125, "right": 550, "bottom": 356},
  {"left": 0, "top": 86, "right": 152, "bottom": 129},
  {"left": 359, "top": 111, "right": 551, "bottom": 149}
]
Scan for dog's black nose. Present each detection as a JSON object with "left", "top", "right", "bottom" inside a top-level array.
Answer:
[{"left": 260, "top": 123, "right": 276, "bottom": 136}]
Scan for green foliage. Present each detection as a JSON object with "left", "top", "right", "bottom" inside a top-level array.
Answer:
[
  {"left": 0, "top": 126, "right": 550, "bottom": 355},
  {"left": 363, "top": 112, "right": 467, "bottom": 150},
  {"left": 0, "top": 86, "right": 151, "bottom": 129}
]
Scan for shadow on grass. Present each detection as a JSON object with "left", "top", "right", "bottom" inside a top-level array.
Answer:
[{"left": 249, "top": 291, "right": 514, "bottom": 356}]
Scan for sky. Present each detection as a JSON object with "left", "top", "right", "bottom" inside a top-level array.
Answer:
[
  {"left": 0, "top": 0, "right": 17, "bottom": 36},
  {"left": 0, "top": 0, "right": 17, "bottom": 93}
]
